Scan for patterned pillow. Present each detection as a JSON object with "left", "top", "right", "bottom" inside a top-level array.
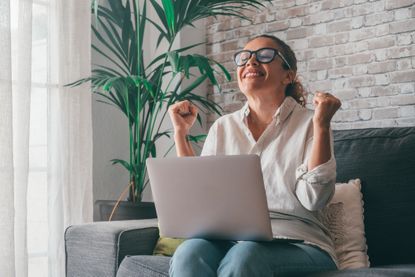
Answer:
[{"left": 319, "top": 179, "right": 370, "bottom": 269}]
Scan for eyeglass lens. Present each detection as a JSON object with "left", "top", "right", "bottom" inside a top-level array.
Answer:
[{"left": 235, "top": 48, "right": 276, "bottom": 66}]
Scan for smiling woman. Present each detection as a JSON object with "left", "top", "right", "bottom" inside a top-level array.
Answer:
[
  {"left": 168, "top": 34, "right": 342, "bottom": 277},
  {"left": 236, "top": 35, "right": 306, "bottom": 108}
]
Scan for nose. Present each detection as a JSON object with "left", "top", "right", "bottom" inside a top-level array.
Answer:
[{"left": 246, "top": 53, "right": 259, "bottom": 67}]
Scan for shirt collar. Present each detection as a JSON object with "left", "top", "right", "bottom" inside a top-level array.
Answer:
[{"left": 240, "top": 96, "right": 298, "bottom": 126}]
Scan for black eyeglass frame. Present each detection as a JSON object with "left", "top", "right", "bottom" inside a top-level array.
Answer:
[{"left": 233, "top": 47, "right": 292, "bottom": 70}]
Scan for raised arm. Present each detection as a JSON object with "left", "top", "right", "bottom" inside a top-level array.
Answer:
[
  {"left": 308, "top": 92, "right": 341, "bottom": 171},
  {"left": 295, "top": 92, "right": 341, "bottom": 211},
  {"left": 168, "top": 100, "right": 198, "bottom": 157}
]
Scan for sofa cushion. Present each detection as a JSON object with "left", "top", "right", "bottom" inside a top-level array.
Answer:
[
  {"left": 117, "top": 255, "right": 170, "bottom": 277},
  {"left": 333, "top": 127, "right": 415, "bottom": 266}
]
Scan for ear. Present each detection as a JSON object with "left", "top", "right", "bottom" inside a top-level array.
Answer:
[{"left": 282, "top": 70, "right": 295, "bottom": 85}]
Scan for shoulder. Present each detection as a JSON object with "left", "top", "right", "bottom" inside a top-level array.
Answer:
[
  {"left": 289, "top": 98, "right": 314, "bottom": 123},
  {"left": 286, "top": 98, "right": 314, "bottom": 138}
]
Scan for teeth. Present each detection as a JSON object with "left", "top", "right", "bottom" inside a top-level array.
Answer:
[{"left": 245, "top": 72, "right": 263, "bottom": 77}]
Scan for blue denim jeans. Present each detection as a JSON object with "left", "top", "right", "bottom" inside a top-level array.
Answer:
[{"left": 169, "top": 238, "right": 337, "bottom": 277}]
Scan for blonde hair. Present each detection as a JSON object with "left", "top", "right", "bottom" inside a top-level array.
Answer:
[{"left": 250, "top": 35, "right": 307, "bottom": 107}]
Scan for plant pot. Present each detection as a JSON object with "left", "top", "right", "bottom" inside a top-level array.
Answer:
[{"left": 94, "top": 200, "right": 157, "bottom": 221}]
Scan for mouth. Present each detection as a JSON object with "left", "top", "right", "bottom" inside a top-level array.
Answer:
[{"left": 243, "top": 70, "right": 265, "bottom": 78}]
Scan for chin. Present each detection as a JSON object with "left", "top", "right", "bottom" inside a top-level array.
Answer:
[{"left": 242, "top": 80, "right": 265, "bottom": 90}]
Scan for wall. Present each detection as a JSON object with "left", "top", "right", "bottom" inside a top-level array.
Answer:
[{"left": 205, "top": 0, "right": 415, "bottom": 129}]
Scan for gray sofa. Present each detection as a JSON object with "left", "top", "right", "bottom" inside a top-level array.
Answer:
[{"left": 65, "top": 127, "right": 415, "bottom": 277}]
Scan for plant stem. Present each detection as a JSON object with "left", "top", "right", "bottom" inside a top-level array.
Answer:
[
  {"left": 140, "top": 39, "right": 175, "bottom": 191},
  {"left": 135, "top": 0, "right": 143, "bottom": 201},
  {"left": 124, "top": 84, "right": 134, "bottom": 202}
]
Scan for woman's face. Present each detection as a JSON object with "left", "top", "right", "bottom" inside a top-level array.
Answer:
[{"left": 236, "top": 37, "right": 291, "bottom": 98}]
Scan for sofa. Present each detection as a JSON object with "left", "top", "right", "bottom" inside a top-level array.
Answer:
[{"left": 65, "top": 127, "right": 415, "bottom": 276}]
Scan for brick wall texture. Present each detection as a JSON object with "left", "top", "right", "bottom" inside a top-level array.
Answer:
[{"left": 205, "top": 0, "right": 415, "bottom": 130}]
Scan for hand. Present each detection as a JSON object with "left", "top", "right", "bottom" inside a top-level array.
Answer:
[
  {"left": 168, "top": 100, "right": 198, "bottom": 135},
  {"left": 312, "top": 92, "right": 341, "bottom": 129}
]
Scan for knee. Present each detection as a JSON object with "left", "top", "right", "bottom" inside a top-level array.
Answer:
[
  {"left": 218, "top": 241, "right": 268, "bottom": 277},
  {"left": 170, "top": 238, "right": 207, "bottom": 266},
  {"left": 169, "top": 239, "right": 220, "bottom": 277}
]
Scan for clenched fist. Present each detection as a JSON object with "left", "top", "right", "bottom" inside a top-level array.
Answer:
[
  {"left": 168, "top": 100, "right": 198, "bottom": 135},
  {"left": 312, "top": 92, "right": 341, "bottom": 129}
]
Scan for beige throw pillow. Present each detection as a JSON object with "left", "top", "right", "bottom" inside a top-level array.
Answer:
[{"left": 319, "top": 179, "right": 370, "bottom": 270}]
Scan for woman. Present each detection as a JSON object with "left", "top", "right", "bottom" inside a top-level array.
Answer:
[{"left": 168, "top": 34, "right": 341, "bottom": 277}]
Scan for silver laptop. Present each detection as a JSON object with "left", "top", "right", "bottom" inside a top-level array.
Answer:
[{"left": 146, "top": 154, "right": 273, "bottom": 241}]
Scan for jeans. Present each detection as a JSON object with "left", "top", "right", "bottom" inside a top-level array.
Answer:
[{"left": 169, "top": 238, "right": 337, "bottom": 277}]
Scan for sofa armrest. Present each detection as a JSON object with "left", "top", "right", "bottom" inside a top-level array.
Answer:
[{"left": 65, "top": 219, "right": 159, "bottom": 277}]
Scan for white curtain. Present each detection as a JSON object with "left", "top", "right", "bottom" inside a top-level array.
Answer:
[
  {"left": 0, "top": 0, "right": 92, "bottom": 276},
  {"left": 48, "top": 0, "right": 93, "bottom": 276},
  {"left": 0, "top": 0, "right": 16, "bottom": 275}
]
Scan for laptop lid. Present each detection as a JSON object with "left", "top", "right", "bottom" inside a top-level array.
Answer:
[{"left": 146, "top": 154, "right": 273, "bottom": 241}]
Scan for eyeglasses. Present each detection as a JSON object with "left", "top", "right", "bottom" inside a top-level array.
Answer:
[{"left": 233, "top": 47, "right": 291, "bottom": 70}]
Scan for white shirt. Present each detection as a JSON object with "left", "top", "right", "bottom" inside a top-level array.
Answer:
[{"left": 201, "top": 96, "right": 337, "bottom": 264}]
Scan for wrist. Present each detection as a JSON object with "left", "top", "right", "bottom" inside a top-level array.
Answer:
[
  {"left": 174, "top": 129, "right": 189, "bottom": 139},
  {"left": 313, "top": 116, "right": 331, "bottom": 131},
  {"left": 313, "top": 124, "right": 330, "bottom": 136}
]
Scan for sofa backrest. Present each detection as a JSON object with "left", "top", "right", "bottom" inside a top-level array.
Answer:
[{"left": 333, "top": 127, "right": 415, "bottom": 267}]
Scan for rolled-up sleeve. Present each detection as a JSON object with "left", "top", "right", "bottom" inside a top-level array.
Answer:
[{"left": 294, "top": 133, "right": 337, "bottom": 211}]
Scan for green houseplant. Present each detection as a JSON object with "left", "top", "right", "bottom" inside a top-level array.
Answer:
[{"left": 70, "top": 0, "right": 265, "bottom": 219}]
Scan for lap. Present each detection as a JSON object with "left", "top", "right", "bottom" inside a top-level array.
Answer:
[
  {"left": 171, "top": 239, "right": 336, "bottom": 277},
  {"left": 174, "top": 238, "right": 235, "bottom": 257},
  {"left": 228, "top": 240, "right": 332, "bottom": 263},
  {"left": 219, "top": 240, "right": 337, "bottom": 276},
  {"left": 170, "top": 239, "right": 235, "bottom": 277}
]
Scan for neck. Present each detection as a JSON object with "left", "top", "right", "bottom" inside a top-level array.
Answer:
[{"left": 246, "top": 93, "right": 285, "bottom": 125}]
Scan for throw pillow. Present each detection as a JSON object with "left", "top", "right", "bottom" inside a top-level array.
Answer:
[
  {"left": 152, "top": 236, "right": 186, "bottom": 256},
  {"left": 319, "top": 179, "right": 370, "bottom": 270}
]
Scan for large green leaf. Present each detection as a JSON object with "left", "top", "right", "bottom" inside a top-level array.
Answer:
[
  {"left": 167, "top": 51, "right": 180, "bottom": 73},
  {"left": 121, "top": 1, "right": 132, "bottom": 64},
  {"left": 97, "top": 17, "right": 127, "bottom": 62},
  {"left": 93, "top": 65, "right": 124, "bottom": 77},
  {"left": 111, "top": 159, "right": 132, "bottom": 172},
  {"left": 149, "top": 0, "right": 171, "bottom": 42},
  {"left": 91, "top": 35, "right": 128, "bottom": 75},
  {"left": 187, "top": 134, "right": 207, "bottom": 143},
  {"left": 146, "top": 42, "right": 204, "bottom": 70},
  {"left": 161, "top": 0, "right": 175, "bottom": 34},
  {"left": 178, "top": 74, "right": 208, "bottom": 97}
]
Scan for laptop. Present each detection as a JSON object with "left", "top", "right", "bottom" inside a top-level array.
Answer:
[{"left": 146, "top": 154, "right": 273, "bottom": 241}]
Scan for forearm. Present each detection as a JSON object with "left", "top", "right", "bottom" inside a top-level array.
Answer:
[
  {"left": 308, "top": 126, "right": 331, "bottom": 171},
  {"left": 174, "top": 131, "right": 195, "bottom": 157},
  {"left": 296, "top": 126, "right": 336, "bottom": 211}
]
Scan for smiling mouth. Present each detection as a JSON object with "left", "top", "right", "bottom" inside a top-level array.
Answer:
[{"left": 243, "top": 71, "right": 265, "bottom": 78}]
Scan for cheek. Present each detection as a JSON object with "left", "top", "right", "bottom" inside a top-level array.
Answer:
[
  {"left": 236, "top": 68, "right": 243, "bottom": 82},
  {"left": 266, "top": 64, "right": 283, "bottom": 81},
  {"left": 236, "top": 68, "right": 246, "bottom": 92}
]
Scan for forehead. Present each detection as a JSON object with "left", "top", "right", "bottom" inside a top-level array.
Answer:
[{"left": 243, "top": 37, "right": 280, "bottom": 51}]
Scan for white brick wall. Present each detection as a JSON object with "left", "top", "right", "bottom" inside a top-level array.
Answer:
[{"left": 205, "top": 0, "right": 415, "bottom": 130}]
